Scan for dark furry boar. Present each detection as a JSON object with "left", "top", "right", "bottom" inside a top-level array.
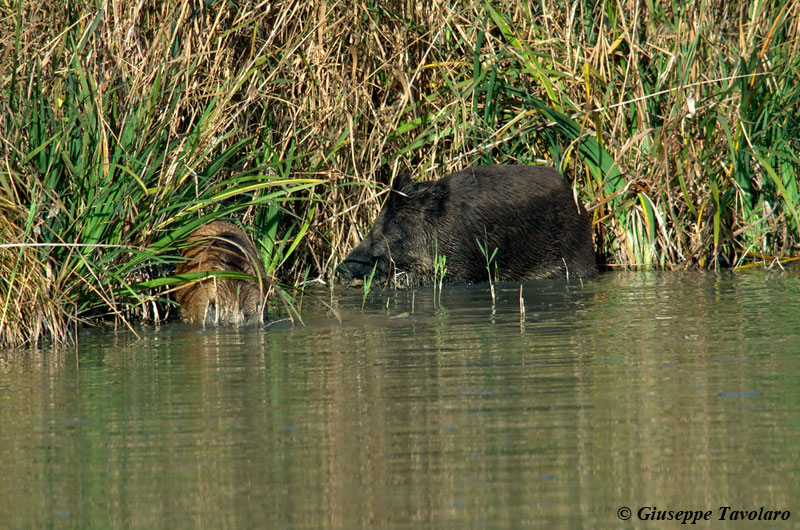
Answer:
[
  {"left": 174, "top": 220, "right": 268, "bottom": 325},
  {"left": 336, "top": 165, "right": 595, "bottom": 285}
]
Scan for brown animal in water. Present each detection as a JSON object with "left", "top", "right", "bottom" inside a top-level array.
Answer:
[
  {"left": 174, "top": 220, "right": 267, "bottom": 325},
  {"left": 336, "top": 165, "right": 596, "bottom": 285}
]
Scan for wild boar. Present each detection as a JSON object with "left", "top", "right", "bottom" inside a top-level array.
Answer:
[
  {"left": 336, "top": 165, "right": 595, "bottom": 285},
  {"left": 174, "top": 220, "right": 267, "bottom": 325}
]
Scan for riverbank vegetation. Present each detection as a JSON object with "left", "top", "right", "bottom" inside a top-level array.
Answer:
[{"left": 2, "top": 0, "right": 798, "bottom": 347}]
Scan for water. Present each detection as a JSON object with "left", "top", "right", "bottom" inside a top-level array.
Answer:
[{"left": 1, "top": 271, "right": 799, "bottom": 529}]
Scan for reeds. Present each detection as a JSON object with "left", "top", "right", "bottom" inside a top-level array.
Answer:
[
  {"left": 1, "top": 0, "right": 322, "bottom": 347},
  {"left": 476, "top": 229, "right": 498, "bottom": 306},
  {"left": 2, "top": 0, "right": 799, "bottom": 347},
  {"left": 432, "top": 240, "right": 447, "bottom": 308},
  {"left": 361, "top": 262, "right": 378, "bottom": 311}
]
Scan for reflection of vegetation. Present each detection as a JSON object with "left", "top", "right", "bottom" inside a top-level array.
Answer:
[
  {"left": 2, "top": 273, "right": 800, "bottom": 524},
  {"left": 3, "top": 0, "right": 799, "bottom": 346}
]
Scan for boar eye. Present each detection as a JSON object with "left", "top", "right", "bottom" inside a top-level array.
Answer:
[{"left": 386, "top": 217, "right": 407, "bottom": 235}]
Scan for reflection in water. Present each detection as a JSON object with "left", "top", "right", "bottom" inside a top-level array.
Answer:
[{"left": 1, "top": 271, "right": 799, "bottom": 528}]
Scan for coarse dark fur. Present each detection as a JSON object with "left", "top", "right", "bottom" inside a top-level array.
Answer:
[
  {"left": 336, "top": 165, "right": 596, "bottom": 285},
  {"left": 174, "top": 221, "right": 268, "bottom": 325}
]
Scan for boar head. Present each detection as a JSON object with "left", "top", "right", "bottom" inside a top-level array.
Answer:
[{"left": 336, "top": 173, "right": 448, "bottom": 285}]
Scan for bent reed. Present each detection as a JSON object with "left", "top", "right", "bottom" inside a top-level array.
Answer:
[{"left": 2, "top": 0, "right": 799, "bottom": 347}]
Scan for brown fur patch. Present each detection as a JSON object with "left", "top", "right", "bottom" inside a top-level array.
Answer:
[{"left": 174, "top": 221, "right": 268, "bottom": 325}]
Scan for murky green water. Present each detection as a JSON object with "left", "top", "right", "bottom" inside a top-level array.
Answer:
[{"left": 2, "top": 271, "right": 799, "bottom": 529}]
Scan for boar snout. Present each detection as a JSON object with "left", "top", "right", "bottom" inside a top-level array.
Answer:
[{"left": 336, "top": 255, "right": 388, "bottom": 282}]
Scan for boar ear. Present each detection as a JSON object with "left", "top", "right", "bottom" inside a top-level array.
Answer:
[
  {"left": 391, "top": 172, "right": 432, "bottom": 200},
  {"left": 391, "top": 172, "right": 416, "bottom": 194}
]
